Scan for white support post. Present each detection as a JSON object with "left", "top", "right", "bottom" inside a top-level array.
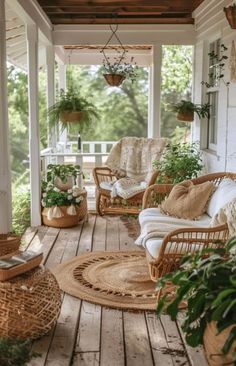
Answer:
[
  {"left": 0, "top": 0, "right": 12, "bottom": 234},
  {"left": 46, "top": 45, "right": 56, "bottom": 148},
  {"left": 27, "top": 24, "right": 41, "bottom": 226},
  {"left": 58, "top": 64, "right": 67, "bottom": 146},
  {"left": 148, "top": 43, "right": 162, "bottom": 138}
]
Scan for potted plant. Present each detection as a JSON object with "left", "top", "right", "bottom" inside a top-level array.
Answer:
[
  {"left": 41, "top": 181, "right": 86, "bottom": 228},
  {"left": 171, "top": 100, "right": 210, "bottom": 122},
  {"left": 224, "top": 4, "right": 236, "bottom": 29},
  {"left": 0, "top": 338, "right": 39, "bottom": 366},
  {"left": 46, "top": 164, "right": 81, "bottom": 191},
  {"left": 156, "top": 237, "right": 236, "bottom": 366},
  {"left": 101, "top": 57, "right": 139, "bottom": 87},
  {"left": 153, "top": 141, "right": 203, "bottom": 184},
  {"left": 48, "top": 88, "right": 99, "bottom": 132}
]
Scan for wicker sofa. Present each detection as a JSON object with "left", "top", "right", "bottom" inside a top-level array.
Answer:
[{"left": 137, "top": 172, "right": 236, "bottom": 282}]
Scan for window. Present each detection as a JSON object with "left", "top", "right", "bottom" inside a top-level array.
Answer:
[
  {"left": 207, "top": 91, "right": 218, "bottom": 150},
  {"left": 208, "top": 39, "right": 221, "bottom": 87}
]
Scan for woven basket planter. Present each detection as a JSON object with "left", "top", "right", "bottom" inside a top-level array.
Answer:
[
  {"left": 60, "top": 111, "right": 83, "bottom": 123},
  {"left": 204, "top": 322, "right": 236, "bottom": 366},
  {"left": 0, "top": 234, "right": 21, "bottom": 257},
  {"left": 42, "top": 192, "right": 88, "bottom": 228},
  {"left": 224, "top": 6, "right": 236, "bottom": 29},
  {"left": 177, "top": 112, "right": 194, "bottom": 122},
  {"left": 0, "top": 267, "right": 61, "bottom": 339},
  {"left": 103, "top": 74, "right": 126, "bottom": 87},
  {"left": 54, "top": 176, "right": 74, "bottom": 191}
]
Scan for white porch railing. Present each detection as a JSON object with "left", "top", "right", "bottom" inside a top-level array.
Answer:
[{"left": 41, "top": 141, "right": 116, "bottom": 182}]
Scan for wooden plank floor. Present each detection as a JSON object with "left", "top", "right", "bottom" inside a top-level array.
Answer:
[{"left": 24, "top": 215, "right": 208, "bottom": 366}]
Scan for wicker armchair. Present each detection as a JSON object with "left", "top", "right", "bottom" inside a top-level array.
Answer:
[
  {"left": 93, "top": 137, "right": 168, "bottom": 215},
  {"left": 93, "top": 167, "right": 158, "bottom": 215},
  {"left": 141, "top": 172, "right": 236, "bottom": 282}
]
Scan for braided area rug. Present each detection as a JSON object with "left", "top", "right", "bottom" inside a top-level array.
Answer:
[{"left": 52, "top": 251, "right": 157, "bottom": 311}]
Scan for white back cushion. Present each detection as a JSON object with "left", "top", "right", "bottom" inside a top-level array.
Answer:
[{"left": 207, "top": 178, "right": 236, "bottom": 217}]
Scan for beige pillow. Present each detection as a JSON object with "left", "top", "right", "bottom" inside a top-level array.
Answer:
[{"left": 160, "top": 180, "right": 214, "bottom": 220}]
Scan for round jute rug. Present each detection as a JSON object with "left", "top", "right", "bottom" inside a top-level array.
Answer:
[{"left": 52, "top": 251, "right": 157, "bottom": 311}]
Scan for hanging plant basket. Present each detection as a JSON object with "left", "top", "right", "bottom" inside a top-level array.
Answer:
[
  {"left": 177, "top": 111, "right": 194, "bottom": 122},
  {"left": 224, "top": 6, "right": 236, "bottom": 29},
  {"left": 59, "top": 111, "right": 84, "bottom": 123},
  {"left": 103, "top": 74, "right": 126, "bottom": 87}
]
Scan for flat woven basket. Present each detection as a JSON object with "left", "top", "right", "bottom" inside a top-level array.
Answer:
[
  {"left": 0, "top": 266, "right": 62, "bottom": 339},
  {"left": 0, "top": 253, "right": 43, "bottom": 281},
  {"left": 0, "top": 235, "right": 21, "bottom": 257}
]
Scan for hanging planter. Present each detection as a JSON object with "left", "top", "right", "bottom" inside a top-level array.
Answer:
[
  {"left": 171, "top": 100, "right": 210, "bottom": 123},
  {"left": 224, "top": 5, "right": 236, "bottom": 29},
  {"left": 103, "top": 74, "right": 126, "bottom": 87},
  {"left": 59, "top": 111, "right": 83, "bottom": 124},
  {"left": 177, "top": 111, "right": 194, "bottom": 122}
]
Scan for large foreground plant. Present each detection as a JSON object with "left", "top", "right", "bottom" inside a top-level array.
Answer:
[{"left": 157, "top": 237, "right": 236, "bottom": 360}]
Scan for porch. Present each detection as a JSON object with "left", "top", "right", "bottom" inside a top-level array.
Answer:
[{"left": 24, "top": 215, "right": 208, "bottom": 366}]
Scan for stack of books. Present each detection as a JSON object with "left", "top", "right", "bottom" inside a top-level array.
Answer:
[{"left": 0, "top": 250, "right": 43, "bottom": 281}]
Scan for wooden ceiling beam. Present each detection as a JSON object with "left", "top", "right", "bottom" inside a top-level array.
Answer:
[
  {"left": 38, "top": 0, "right": 201, "bottom": 8},
  {"left": 43, "top": 7, "right": 193, "bottom": 15},
  {"left": 50, "top": 17, "right": 194, "bottom": 25}
]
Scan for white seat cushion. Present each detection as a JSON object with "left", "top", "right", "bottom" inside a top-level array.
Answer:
[
  {"left": 139, "top": 208, "right": 211, "bottom": 229},
  {"left": 100, "top": 181, "right": 113, "bottom": 191},
  {"left": 207, "top": 178, "right": 236, "bottom": 217}
]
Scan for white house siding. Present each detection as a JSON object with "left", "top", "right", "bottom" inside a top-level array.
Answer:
[{"left": 193, "top": 0, "right": 236, "bottom": 173}]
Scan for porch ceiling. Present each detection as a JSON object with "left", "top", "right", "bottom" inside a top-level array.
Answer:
[{"left": 36, "top": 0, "right": 204, "bottom": 25}]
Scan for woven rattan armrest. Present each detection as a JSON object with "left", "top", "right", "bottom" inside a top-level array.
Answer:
[
  {"left": 147, "top": 224, "right": 229, "bottom": 282},
  {"left": 93, "top": 166, "right": 117, "bottom": 188},
  {"left": 142, "top": 183, "right": 174, "bottom": 209}
]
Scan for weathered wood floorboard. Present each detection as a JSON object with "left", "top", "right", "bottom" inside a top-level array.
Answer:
[{"left": 27, "top": 215, "right": 207, "bottom": 366}]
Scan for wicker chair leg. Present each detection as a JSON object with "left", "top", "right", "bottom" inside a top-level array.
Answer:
[{"left": 96, "top": 192, "right": 104, "bottom": 216}]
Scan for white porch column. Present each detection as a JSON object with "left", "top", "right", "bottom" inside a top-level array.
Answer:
[
  {"left": 58, "top": 64, "right": 67, "bottom": 145},
  {"left": 27, "top": 24, "right": 41, "bottom": 226},
  {"left": 46, "top": 45, "right": 56, "bottom": 148},
  {"left": 148, "top": 43, "right": 162, "bottom": 138},
  {"left": 0, "top": 0, "right": 12, "bottom": 234}
]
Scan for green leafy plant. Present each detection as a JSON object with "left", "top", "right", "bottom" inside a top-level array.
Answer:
[
  {"left": 41, "top": 182, "right": 83, "bottom": 208},
  {"left": 171, "top": 100, "right": 210, "bottom": 119},
  {"left": 48, "top": 88, "right": 99, "bottom": 132},
  {"left": 0, "top": 338, "right": 39, "bottom": 366},
  {"left": 12, "top": 189, "right": 30, "bottom": 236},
  {"left": 46, "top": 164, "right": 80, "bottom": 184},
  {"left": 156, "top": 237, "right": 236, "bottom": 360},
  {"left": 153, "top": 142, "right": 203, "bottom": 183},
  {"left": 101, "top": 56, "right": 139, "bottom": 83}
]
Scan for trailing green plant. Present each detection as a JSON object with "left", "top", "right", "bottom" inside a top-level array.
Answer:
[
  {"left": 48, "top": 88, "right": 99, "bottom": 132},
  {"left": 156, "top": 237, "right": 236, "bottom": 360},
  {"left": 12, "top": 188, "right": 30, "bottom": 236},
  {"left": 153, "top": 142, "right": 203, "bottom": 184},
  {"left": 41, "top": 182, "right": 83, "bottom": 208},
  {"left": 101, "top": 56, "right": 139, "bottom": 83},
  {"left": 0, "top": 338, "right": 39, "bottom": 366},
  {"left": 46, "top": 164, "right": 80, "bottom": 184},
  {"left": 170, "top": 100, "right": 210, "bottom": 119}
]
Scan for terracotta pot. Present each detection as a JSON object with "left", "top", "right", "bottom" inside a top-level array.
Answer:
[
  {"left": 54, "top": 176, "right": 74, "bottom": 191},
  {"left": 60, "top": 111, "right": 83, "bottom": 123},
  {"left": 103, "top": 74, "right": 126, "bottom": 87},
  {"left": 224, "top": 6, "right": 236, "bottom": 29},
  {"left": 204, "top": 321, "right": 236, "bottom": 366},
  {"left": 0, "top": 234, "right": 21, "bottom": 256},
  {"left": 177, "top": 111, "right": 194, "bottom": 122}
]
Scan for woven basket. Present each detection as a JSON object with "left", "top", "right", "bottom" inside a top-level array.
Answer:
[
  {"left": 177, "top": 112, "right": 194, "bottom": 122},
  {"left": 60, "top": 111, "right": 83, "bottom": 123},
  {"left": 54, "top": 176, "right": 74, "bottom": 191},
  {"left": 0, "top": 235, "right": 21, "bottom": 257},
  {"left": 204, "top": 322, "right": 236, "bottom": 366},
  {"left": 103, "top": 74, "right": 125, "bottom": 87},
  {"left": 0, "top": 267, "right": 62, "bottom": 339},
  {"left": 0, "top": 253, "right": 43, "bottom": 281},
  {"left": 42, "top": 191, "right": 87, "bottom": 228}
]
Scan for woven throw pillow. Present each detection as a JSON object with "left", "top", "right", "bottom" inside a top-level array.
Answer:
[{"left": 160, "top": 180, "right": 214, "bottom": 220}]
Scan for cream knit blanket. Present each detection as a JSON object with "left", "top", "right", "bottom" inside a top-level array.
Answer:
[
  {"left": 106, "top": 137, "right": 168, "bottom": 183},
  {"left": 210, "top": 197, "right": 236, "bottom": 237}
]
